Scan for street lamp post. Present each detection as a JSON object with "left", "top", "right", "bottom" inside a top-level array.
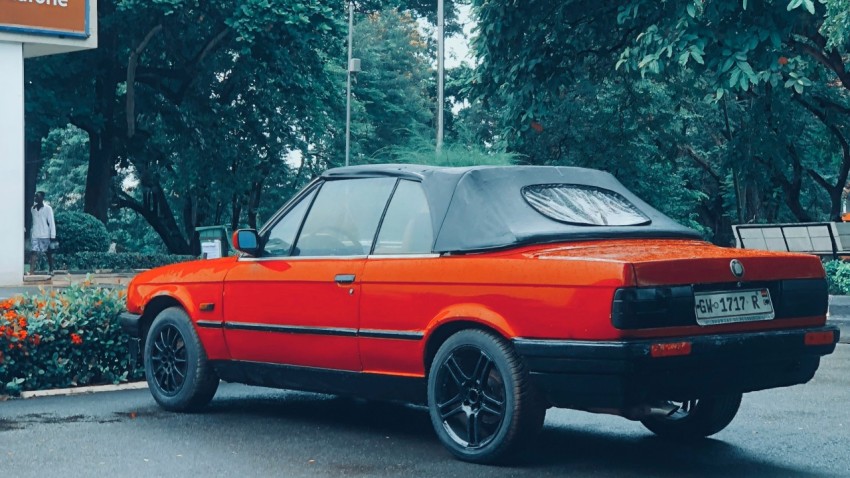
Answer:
[
  {"left": 345, "top": 1, "right": 354, "bottom": 167},
  {"left": 436, "top": 0, "right": 445, "bottom": 154}
]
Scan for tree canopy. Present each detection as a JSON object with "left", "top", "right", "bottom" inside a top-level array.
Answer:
[
  {"left": 470, "top": 0, "right": 850, "bottom": 243},
  {"left": 27, "top": 0, "right": 850, "bottom": 252}
]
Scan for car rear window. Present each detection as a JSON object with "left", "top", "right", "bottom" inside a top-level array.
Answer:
[{"left": 522, "top": 184, "right": 651, "bottom": 226}]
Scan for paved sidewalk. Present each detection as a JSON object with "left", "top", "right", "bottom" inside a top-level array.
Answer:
[{"left": 0, "top": 272, "right": 136, "bottom": 299}]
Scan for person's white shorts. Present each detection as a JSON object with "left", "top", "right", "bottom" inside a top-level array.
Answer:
[{"left": 31, "top": 238, "right": 50, "bottom": 253}]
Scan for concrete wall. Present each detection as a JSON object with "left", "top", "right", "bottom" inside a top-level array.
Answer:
[{"left": 0, "top": 42, "right": 25, "bottom": 285}]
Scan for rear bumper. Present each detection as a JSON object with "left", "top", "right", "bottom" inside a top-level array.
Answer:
[{"left": 513, "top": 326, "right": 839, "bottom": 410}]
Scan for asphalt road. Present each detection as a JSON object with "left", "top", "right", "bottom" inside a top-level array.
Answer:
[{"left": 1, "top": 345, "right": 848, "bottom": 478}]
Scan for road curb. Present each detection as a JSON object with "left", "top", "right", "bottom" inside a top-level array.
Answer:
[
  {"left": 829, "top": 295, "right": 850, "bottom": 320},
  {"left": 19, "top": 381, "right": 148, "bottom": 399}
]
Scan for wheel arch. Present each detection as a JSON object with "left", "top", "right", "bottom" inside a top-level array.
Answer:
[
  {"left": 139, "top": 294, "right": 187, "bottom": 348},
  {"left": 423, "top": 319, "right": 513, "bottom": 376}
]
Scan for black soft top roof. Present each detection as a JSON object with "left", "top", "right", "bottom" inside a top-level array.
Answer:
[{"left": 323, "top": 164, "right": 702, "bottom": 253}]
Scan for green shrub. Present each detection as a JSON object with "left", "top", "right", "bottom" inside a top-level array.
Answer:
[
  {"left": 824, "top": 260, "right": 850, "bottom": 295},
  {"left": 55, "top": 211, "right": 110, "bottom": 253},
  {"left": 53, "top": 252, "right": 196, "bottom": 271},
  {"left": 0, "top": 283, "right": 143, "bottom": 394}
]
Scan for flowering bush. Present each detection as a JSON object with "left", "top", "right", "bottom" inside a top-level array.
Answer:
[{"left": 0, "top": 282, "right": 143, "bottom": 395}]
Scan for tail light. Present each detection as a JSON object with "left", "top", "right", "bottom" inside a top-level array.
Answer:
[{"left": 611, "top": 286, "right": 694, "bottom": 329}]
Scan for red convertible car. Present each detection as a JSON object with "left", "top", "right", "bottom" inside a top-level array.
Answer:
[{"left": 121, "top": 164, "right": 839, "bottom": 463}]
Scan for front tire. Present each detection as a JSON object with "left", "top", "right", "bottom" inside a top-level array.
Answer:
[
  {"left": 427, "top": 329, "right": 545, "bottom": 464},
  {"left": 144, "top": 307, "right": 219, "bottom": 412},
  {"left": 640, "top": 394, "right": 742, "bottom": 439}
]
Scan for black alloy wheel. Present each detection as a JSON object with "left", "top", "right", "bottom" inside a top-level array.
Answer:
[
  {"left": 150, "top": 324, "right": 188, "bottom": 396},
  {"left": 434, "top": 345, "right": 506, "bottom": 449},
  {"left": 144, "top": 307, "right": 219, "bottom": 412},
  {"left": 427, "top": 329, "right": 545, "bottom": 464}
]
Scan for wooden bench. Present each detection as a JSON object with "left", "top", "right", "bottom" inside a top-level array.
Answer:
[{"left": 732, "top": 222, "right": 850, "bottom": 259}]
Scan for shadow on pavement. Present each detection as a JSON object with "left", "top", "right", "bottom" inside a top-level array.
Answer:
[{"left": 195, "top": 391, "right": 826, "bottom": 477}]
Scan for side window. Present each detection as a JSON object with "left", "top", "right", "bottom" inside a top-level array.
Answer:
[
  {"left": 373, "top": 180, "right": 434, "bottom": 255},
  {"left": 293, "top": 178, "right": 395, "bottom": 256},
  {"left": 262, "top": 188, "right": 317, "bottom": 257}
]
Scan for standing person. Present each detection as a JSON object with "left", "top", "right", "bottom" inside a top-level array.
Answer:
[{"left": 29, "top": 191, "right": 56, "bottom": 274}]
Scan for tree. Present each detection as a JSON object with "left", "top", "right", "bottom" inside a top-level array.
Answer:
[
  {"left": 617, "top": 0, "right": 850, "bottom": 219},
  {"left": 468, "top": 0, "right": 849, "bottom": 243},
  {"left": 352, "top": 9, "right": 435, "bottom": 159},
  {"left": 26, "top": 0, "right": 345, "bottom": 254},
  {"left": 36, "top": 125, "right": 88, "bottom": 212}
]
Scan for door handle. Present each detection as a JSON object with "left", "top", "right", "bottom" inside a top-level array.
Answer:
[{"left": 335, "top": 274, "right": 356, "bottom": 285}]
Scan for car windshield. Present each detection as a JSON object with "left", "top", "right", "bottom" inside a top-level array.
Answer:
[{"left": 522, "top": 184, "right": 650, "bottom": 226}]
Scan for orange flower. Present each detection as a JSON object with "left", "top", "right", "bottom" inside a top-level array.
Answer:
[
  {"left": 18, "top": 329, "right": 27, "bottom": 340},
  {"left": 778, "top": 56, "right": 788, "bottom": 66},
  {"left": 71, "top": 333, "right": 83, "bottom": 345},
  {"left": 31, "top": 334, "right": 41, "bottom": 346}
]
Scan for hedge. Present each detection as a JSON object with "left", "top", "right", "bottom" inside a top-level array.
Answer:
[
  {"left": 52, "top": 252, "right": 197, "bottom": 271},
  {"left": 54, "top": 211, "right": 111, "bottom": 253},
  {"left": 824, "top": 260, "right": 850, "bottom": 295},
  {"left": 0, "top": 283, "right": 143, "bottom": 394}
]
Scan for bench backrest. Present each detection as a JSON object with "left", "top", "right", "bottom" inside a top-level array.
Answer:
[{"left": 732, "top": 222, "right": 850, "bottom": 257}]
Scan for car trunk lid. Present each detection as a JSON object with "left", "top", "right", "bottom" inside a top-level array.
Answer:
[{"left": 532, "top": 239, "right": 824, "bottom": 286}]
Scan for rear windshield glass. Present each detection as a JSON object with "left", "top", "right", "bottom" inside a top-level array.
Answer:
[{"left": 522, "top": 184, "right": 651, "bottom": 226}]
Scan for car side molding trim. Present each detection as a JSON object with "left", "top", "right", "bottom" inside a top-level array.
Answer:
[
  {"left": 196, "top": 320, "right": 223, "bottom": 329},
  {"left": 358, "top": 329, "right": 424, "bottom": 341},
  {"left": 224, "top": 321, "right": 359, "bottom": 337},
  {"left": 218, "top": 321, "right": 423, "bottom": 340}
]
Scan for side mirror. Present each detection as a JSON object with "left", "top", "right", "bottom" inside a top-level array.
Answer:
[{"left": 232, "top": 229, "right": 261, "bottom": 257}]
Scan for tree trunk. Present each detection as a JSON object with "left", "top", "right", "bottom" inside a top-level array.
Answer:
[
  {"left": 83, "top": 132, "right": 114, "bottom": 223},
  {"left": 230, "top": 194, "right": 242, "bottom": 232},
  {"left": 83, "top": 37, "right": 120, "bottom": 225},
  {"left": 116, "top": 187, "right": 192, "bottom": 254},
  {"left": 781, "top": 147, "right": 813, "bottom": 223}
]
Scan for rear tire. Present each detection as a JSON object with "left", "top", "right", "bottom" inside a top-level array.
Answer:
[
  {"left": 427, "top": 329, "right": 545, "bottom": 464},
  {"left": 144, "top": 307, "right": 219, "bottom": 412},
  {"left": 640, "top": 394, "right": 742, "bottom": 439}
]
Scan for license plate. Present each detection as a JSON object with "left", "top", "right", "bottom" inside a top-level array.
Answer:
[{"left": 694, "top": 288, "right": 775, "bottom": 326}]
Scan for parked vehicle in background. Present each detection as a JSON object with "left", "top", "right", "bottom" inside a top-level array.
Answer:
[{"left": 121, "top": 164, "right": 839, "bottom": 464}]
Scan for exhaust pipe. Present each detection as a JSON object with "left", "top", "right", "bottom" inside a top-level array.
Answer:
[
  {"left": 583, "top": 402, "right": 680, "bottom": 420},
  {"left": 645, "top": 402, "right": 679, "bottom": 418}
]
